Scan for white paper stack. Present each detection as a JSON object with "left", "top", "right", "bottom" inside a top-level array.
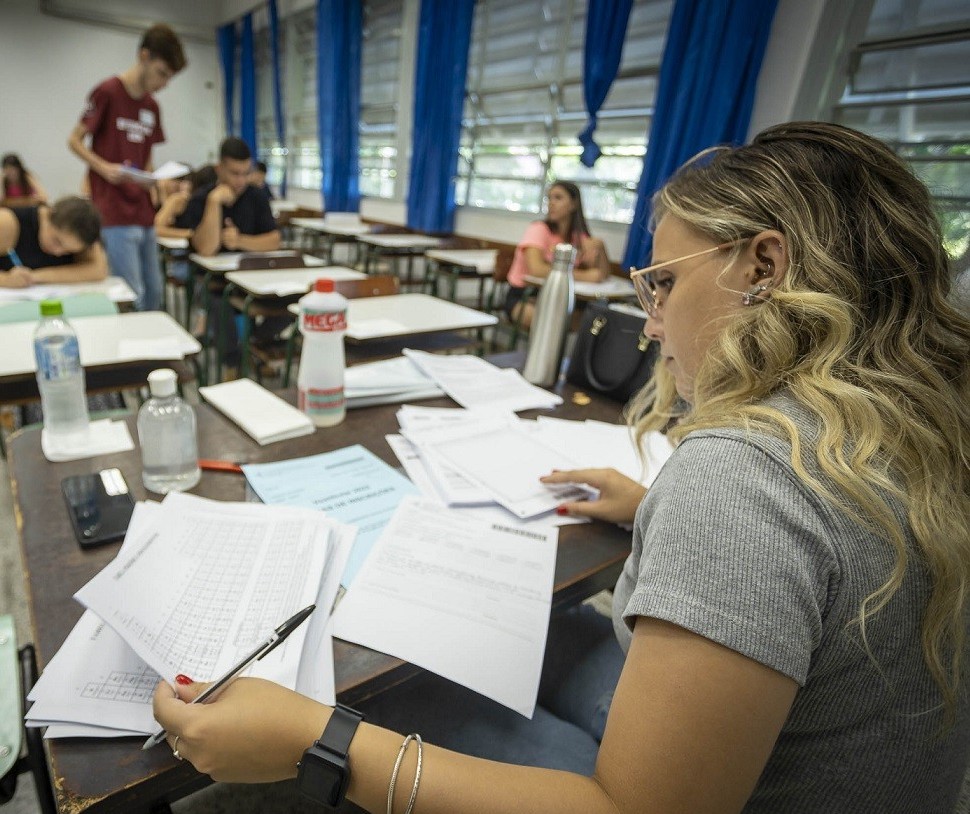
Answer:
[
  {"left": 199, "top": 378, "right": 314, "bottom": 445},
  {"left": 345, "top": 356, "right": 444, "bottom": 408},
  {"left": 386, "top": 404, "right": 674, "bottom": 523},
  {"left": 402, "top": 349, "right": 562, "bottom": 412},
  {"left": 26, "top": 494, "right": 353, "bottom": 738}
]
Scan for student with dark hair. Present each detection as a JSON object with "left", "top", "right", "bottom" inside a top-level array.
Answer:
[
  {"left": 175, "top": 138, "right": 279, "bottom": 257},
  {"left": 67, "top": 23, "right": 187, "bottom": 311},
  {"left": 0, "top": 196, "right": 107, "bottom": 287},
  {"left": 1, "top": 153, "right": 47, "bottom": 205},
  {"left": 505, "top": 180, "right": 610, "bottom": 328},
  {"left": 249, "top": 161, "right": 274, "bottom": 202}
]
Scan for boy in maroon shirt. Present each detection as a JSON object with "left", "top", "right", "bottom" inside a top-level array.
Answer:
[{"left": 68, "top": 24, "right": 186, "bottom": 311}]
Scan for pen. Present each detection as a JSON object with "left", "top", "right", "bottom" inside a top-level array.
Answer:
[
  {"left": 141, "top": 603, "right": 316, "bottom": 750},
  {"left": 7, "top": 249, "right": 24, "bottom": 267},
  {"left": 198, "top": 458, "right": 244, "bottom": 474}
]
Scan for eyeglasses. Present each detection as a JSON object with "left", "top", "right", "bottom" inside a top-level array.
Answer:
[{"left": 629, "top": 242, "right": 737, "bottom": 316}]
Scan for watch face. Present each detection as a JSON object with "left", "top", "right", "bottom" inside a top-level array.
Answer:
[{"left": 298, "top": 753, "right": 345, "bottom": 807}]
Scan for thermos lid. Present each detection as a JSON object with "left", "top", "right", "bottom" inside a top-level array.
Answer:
[
  {"left": 147, "top": 368, "right": 178, "bottom": 397},
  {"left": 39, "top": 299, "right": 64, "bottom": 317},
  {"left": 314, "top": 279, "right": 335, "bottom": 293},
  {"left": 552, "top": 243, "right": 577, "bottom": 265}
]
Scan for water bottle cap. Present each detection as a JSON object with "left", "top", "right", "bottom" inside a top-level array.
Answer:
[
  {"left": 147, "top": 368, "right": 178, "bottom": 397},
  {"left": 39, "top": 299, "right": 64, "bottom": 317},
  {"left": 314, "top": 279, "right": 335, "bottom": 293},
  {"left": 552, "top": 244, "right": 577, "bottom": 265}
]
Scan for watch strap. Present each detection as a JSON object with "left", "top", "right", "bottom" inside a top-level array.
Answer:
[{"left": 316, "top": 703, "right": 365, "bottom": 758}]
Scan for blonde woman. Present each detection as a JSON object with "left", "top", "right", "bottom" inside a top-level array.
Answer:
[{"left": 153, "top": 123, "right": 970, "bottom": 813}]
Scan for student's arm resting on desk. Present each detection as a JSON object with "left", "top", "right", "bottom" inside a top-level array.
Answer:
[
  {"left": 28, "top": 242, "right": 109, "bottom": 284},
  {"left": 223, "top": 224, "right": 281, "bottom": 252},
  {"left": 152, "top": 617, "right": 796, "bottom": 814},
  {"left": 190, "top": 186, "right": 235, "bottom": 256},
  {"left": 0, "top": 208, "right": 32, "bottom": 287},
  {"left": 541, "top": 468, "right": 646, "bottom": 523},
  {"left": 154, "top": 192, "right": 194, "bottom": 240},
  {"left": 522, "top": 244, "right": 609, "bottom": 284}
]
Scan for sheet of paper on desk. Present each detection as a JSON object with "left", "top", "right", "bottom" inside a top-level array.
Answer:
[
  {"left": 199, "top": 378, "right": 314, "bottom": 445},
  {"left": 407, "top": 421, "right": 594, "bottom": 519},
  {"left": 385, "top": 434, "right": 586, "bottom": 529},
  {"left": 333, "top": 497, "right": 557, "bottom": 718},
  {"left": 117, "top": 337, "right": 187, "bottom": 360},
  {"left": 242, "top": 445, "right": 419, "bottom": 587},
  {"left": 344, "top": 356, "right": 445, "bottom": 406},
  {"left": 402, "top": 350, "right": 562, "bottom": 412},
  {"left": 74, "top": 492, "right": 335, "bottom": 689},
  {"left": 26, "top": 503, "right": 162, "bottom": 737}
]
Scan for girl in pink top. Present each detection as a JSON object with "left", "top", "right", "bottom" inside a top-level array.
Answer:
[{"left": 505, "top": 181, "right": 610, "bottom": 328}]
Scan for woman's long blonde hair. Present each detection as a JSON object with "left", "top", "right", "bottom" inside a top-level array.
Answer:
[{"left": 629, "top": 122, "right": 970, "bottom": 714}]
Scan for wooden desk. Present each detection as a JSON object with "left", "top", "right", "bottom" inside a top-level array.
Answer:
[
  {"left": 289, "top": 217, "right": 373, "bottom": 265},
  {"left": 222, "top": 267, "right": 367, "bottom": 380},
  {"left": 358, "top": 233, "right": 442, "bottom": 286},
  {"left": 9, "top": 379, "right": 631, "bottom": 813},
  {"left": 424, "top": 248, "right": 497, "bottom": 310},
  {"left": 0, "top": 312, "right": 201, "bottom": 406}
]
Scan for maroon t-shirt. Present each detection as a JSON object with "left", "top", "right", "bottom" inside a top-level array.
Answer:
[{"left": 80, "top": 76, "right": 165, "bottom": 227}]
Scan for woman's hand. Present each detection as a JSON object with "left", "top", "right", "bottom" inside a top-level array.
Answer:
[
  {"left": 0, "top": 267, "right": 33, "bottom": 288},
  {"left": 151, "top": 677, "right": 330, "bottom": 782},
  {"left": 541, "top": 468, "right": 646, "bottom": 524}
]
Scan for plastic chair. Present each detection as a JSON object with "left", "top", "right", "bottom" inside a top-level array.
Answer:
[{"left": 0, "top": 615, "right": 57, "bottom": 813}]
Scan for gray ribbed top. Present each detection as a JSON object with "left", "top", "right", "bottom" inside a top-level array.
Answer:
[{"left": 613, "top": 396, "right": 970, "bottom": 812}]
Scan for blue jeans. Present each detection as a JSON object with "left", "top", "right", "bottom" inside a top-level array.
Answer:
[
  {"left": 357, "top": 604, "right": 625, "bottom": 774},
  {"left": 101, "top": 225, "right": 163, "bottom": 311}
]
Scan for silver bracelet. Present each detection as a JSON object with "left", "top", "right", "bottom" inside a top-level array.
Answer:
[{"left": 387, "top": 733, "right": 423, "bottom": 814}]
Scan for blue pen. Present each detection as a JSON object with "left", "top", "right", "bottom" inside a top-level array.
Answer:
[{"left": 7, "top": 249, "right": 24, "bottom": 267}]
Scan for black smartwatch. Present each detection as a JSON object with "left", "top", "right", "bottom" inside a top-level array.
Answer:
[{"left": 296, "top": 703, "right": 365, "bottom": 808}]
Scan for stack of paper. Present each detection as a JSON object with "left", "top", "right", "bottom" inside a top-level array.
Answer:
[
  {"left": 345, "top": 356, "right": 444, "bottom": 408},
  {"left": 333, "top": 497, "right": 558, "bottom": 717},
  {"left": 199, "top": 378, "right": 314, "bottom": 445},
  {"left": 26, "top": 493, "right": 353, "bottom": 738},
  {"left": 386, "top": 404, "right": 674, "bottom": 522},
  {"left": 403, "top": 349, "right": 562, "bottom": 412}
]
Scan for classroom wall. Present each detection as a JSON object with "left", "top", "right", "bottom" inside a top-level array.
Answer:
[{"left": 0, "top": 0, "right": 223, "bottom": 202}]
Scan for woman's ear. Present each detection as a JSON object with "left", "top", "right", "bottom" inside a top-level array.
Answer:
[{"left": 743, "top": 230, "right": 789, "bottom": 289}]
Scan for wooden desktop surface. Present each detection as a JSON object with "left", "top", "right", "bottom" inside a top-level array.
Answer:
[{"left": 9, "top": 377, "right": 631, "bottom": 812}]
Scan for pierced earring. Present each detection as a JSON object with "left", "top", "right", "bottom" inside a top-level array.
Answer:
[{"left": 741, "top": 283, "right": 770, "bottom": 306}]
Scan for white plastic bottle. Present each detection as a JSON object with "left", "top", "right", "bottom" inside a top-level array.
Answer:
[
  {"left": 33, "top": 299, "right": 90, "bottom": 442},
  {"left": 137, "top": 368, "right": 201, "bottom": 494},
  {"left": 297, "top": 278, "right": 347, "bottom": 427}
]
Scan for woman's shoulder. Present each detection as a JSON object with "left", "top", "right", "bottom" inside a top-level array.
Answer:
[{"left": 519, "top": 219, "right": 555, "bottom": 243}]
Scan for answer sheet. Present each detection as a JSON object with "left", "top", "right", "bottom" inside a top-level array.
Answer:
[
  {"left": 242, "top": 445, "right": 419, "bottom": 586},
  {"left": 333, "top": 497, "right": 558, "bottom": 718},
  {"left": 74, "top": 493, "right": 333, "bottom": 686}
]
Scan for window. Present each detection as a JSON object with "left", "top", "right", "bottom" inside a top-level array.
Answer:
[
  {"left": 254, "top": 21, "right": 287, "bottom": 188},
  {"left": 287, "top": 8, "right": 322, "bottom": 191},
  {"left": 834, "top": 0, "right": 970, "bottom": 272},
  {"left": 360, "top": 0, "right": 404, "bottom": 199},
  {"left": 457, "top": 0, "right": 673, "bottom": 223}
]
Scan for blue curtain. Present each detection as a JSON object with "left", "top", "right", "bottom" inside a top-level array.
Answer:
[
  {"left": 578, "top": 0, "right": 634, "bottom": 167},
  {"left": 268, "top": 0, "right": 287, "bottom": 197},
  {"left": 406, "top": 0, "right": 476, "bottom": 234},
  {"left": 622, "top": 0, "right": 779, "bottom": 269},
  {"left": 217, "top": 22, "right": 237, "bottom": 136},
  {"left": 240, "top": 14, "right": 257, "bottom": 154},
  {"left": 316, "top": 0, "right": 363, "bottom": 212}
]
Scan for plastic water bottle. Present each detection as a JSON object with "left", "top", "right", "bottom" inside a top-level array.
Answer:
[
  {"left": 297, "top": 279, "right": 347, "bottom": 427},
  {"left": 33, "top": 299, "right": 90, "bottom": 441},
  {"left": 137, "top": 368, "right": 201, "bottom": 494},
  {"left": 522, "top": 243, "right": 576, "bottom": 387}
]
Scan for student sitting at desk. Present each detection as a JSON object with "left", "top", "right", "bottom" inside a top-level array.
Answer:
[
  {"left": 176, "top": 138, "right": 280, "bottom": 256},
  {"left": 505, "top": 180, "right": 610, "bottom": 329},
  {"left": 154, "top": 164, "right": 216, "bottom": 243},
  {"left": 1, "top": 153, "right": 47, "bottom": 205},
  {"left": 0, "top": 197, "right": 107, "bottom": 287},
  {"left": 152, "top": 122, "right": 970, "bottom": 813}
]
